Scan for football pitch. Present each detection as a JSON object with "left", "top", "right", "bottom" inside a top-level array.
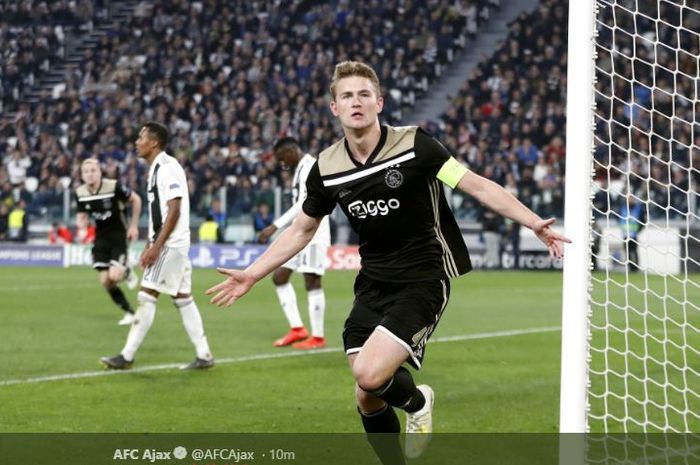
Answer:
[
  {"left": 3, "top": 266, "right": 698, "bottom": 435},
  {"left": 0, "top": 267, "right": 565, "bottom": 433}
]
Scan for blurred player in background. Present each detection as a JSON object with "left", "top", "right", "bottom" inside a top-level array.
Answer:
[
  {"left": 100, "top": 121, "right": 214, "bottom": 370},
  {"left": 75, "top": 158, "right": 141, "bottom": 325},
  {"left": 257, "top": 137, "right": 331, "bottom": 350},
  {"left": 208, "top": 61, "right": 571, "bottom": 464}
]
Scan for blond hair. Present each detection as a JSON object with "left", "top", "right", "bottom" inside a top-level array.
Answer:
[
  {"left": 80, "top": 158, "right": 100, "bottom": 170},
  {"left": 329, "top": 61, "right": 382, "bottom": 100}
]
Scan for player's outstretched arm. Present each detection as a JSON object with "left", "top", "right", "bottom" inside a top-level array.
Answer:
[
  {"left": 206, "top": 211, "right": 322, "bottom": 307},
  {"left": 456, "top": 170, "right": 571, "bottom": 258}
]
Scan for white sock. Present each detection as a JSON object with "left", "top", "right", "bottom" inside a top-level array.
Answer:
[
  {"left": 275, "top": 283, "right": 303, "bottom": 328},
  {"left": 174, "top": 297, "right": 212, "bottom": 360},
  {"left": 121, "top": 291, "right": 157, "bottom": 361},
  {"left": 307, "top": 288, "right": 325, "bottom": 338}
]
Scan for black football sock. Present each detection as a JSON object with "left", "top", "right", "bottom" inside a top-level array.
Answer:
[
  {"left": 359, "top": 405, "right": 405, "bottom": 465},
  {"left": 107, "top": 286, "right": 134, "bottom": 313},
  {"left": 364, "top": 366, "right": 425, "bottom": 412}
]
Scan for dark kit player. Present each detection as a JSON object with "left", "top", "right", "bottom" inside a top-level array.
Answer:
[
  {"left": 207, "top": 61, "right": 570, "bottom": 464},
  {"left": 75, "top": 158, "right": 141, "bottom": 325}
]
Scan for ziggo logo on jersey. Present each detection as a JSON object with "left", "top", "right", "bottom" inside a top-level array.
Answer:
[{"left": 347, "top": 199, "right": 400, "bottom": 219}]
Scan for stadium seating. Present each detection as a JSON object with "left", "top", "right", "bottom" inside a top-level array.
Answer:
[
  {"left": 434, "top": 0, "right": 567, "bottom": 220},
  {"left": 1, "top": 0, "right": 504, "bottom": 233}
]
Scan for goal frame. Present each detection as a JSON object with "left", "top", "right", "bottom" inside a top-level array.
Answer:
[{"left": 559, "top": 0, "right": 597, "bottom": 434}]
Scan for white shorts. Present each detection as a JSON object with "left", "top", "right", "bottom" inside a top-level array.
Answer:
[
  {"left": 141, "top": 246, "right": 192, "bottom": 296},
  {"left": 282, "top": 242, "right": 328, "bottom": 276}
]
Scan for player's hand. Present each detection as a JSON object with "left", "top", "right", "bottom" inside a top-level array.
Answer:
[
  {"left": 206, "top": 268, "right": 257, "bottom": 307},
  {"left": 126, "top": 226, "right": 138, "bottom": 242},
  {"left": 140, "top": 244, "right": 160, "bottom": 268},
  {"left": 532, "top": 218, "right": 571, "bottom": 259},
  {"left": 258, "top": 225, "right": 277, "bottom": 243}
]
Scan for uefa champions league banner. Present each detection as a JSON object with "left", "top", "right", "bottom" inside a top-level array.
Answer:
[{"left": 0, "top": 243, "right": 64, "bottom": 266}]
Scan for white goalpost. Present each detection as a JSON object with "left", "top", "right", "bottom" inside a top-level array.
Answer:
[
  {"left": 561, "top": 0, "right": 700, "bottom": 437},
  {"left": 560, "top": 0, "right": 597, "bottom": 434}
]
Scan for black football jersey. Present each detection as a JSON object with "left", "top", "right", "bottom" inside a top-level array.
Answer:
[
  {"left": 304, "top": 125, "right": 471, "bottom": 282},
  {"left": 75, "top": 179, "right": 131, "bottom": 240}
]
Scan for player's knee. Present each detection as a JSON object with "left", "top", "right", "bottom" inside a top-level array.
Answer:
[
  {"left": 99, "top": 274, "right": 113, "bottom": 288},
  {"left": 172, "top": 295, "right": 193, "bottom": 308},
  {"left": 138, "top": 289, "right": 159, "bottom": 303},
  {"left": 271, "top": 270, "right": 289, "bottom": 286},
  {"left": 304, "top": 274, "right": 322, "bottom": 291},
  {"left": 355, "top": 383, "right": 385, "bottom": 410},
  {"left": 108, "top": 267, "right": 123, "bottom": 283},
  {"left": 353, "top": 364, "right": 388, "bottom": 393}
]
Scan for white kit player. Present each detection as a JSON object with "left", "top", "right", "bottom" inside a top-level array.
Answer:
[
  {"left": 100, "top": 121, "right": 214, "bottom": 370},
  {"left": 258, "top": 137, "right": 331, "bottom": 349}
]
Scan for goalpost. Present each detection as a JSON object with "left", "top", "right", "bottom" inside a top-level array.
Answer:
[{"left": 561, "top": 0, "right": 700, "bottom": 436}]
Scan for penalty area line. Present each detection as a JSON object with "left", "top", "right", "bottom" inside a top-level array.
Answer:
[{"left": 0, "top": 326, "right": 561, "bottom": 387}]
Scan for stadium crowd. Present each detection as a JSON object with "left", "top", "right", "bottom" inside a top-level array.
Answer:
[
  {"left": 10, "top": 0, "right": 694, "bottom": 244},
  {"left": 429, "top": 0, "right": 698, "bottom": 225},
  {"left": 1, "top": 0, "right": 107, "bottom": 113},
  {"left": 592, "top": 0, "right": 700, "bottom": 221},
  {"left": 431, "top": 0, "right": 568, "bottom": 223},
  {"left": 1, "top": 0, "right": 501, "bottom": 234}
]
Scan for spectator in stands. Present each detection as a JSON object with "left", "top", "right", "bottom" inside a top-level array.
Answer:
[
  {"left": 479, "top": 166, "right": 505, "bottom": 268},
  {"left": 252, "top": 202, "right": 274, "bottom": 236},
  {"left": 208, "top": 198, "right": 226, "bottom": 230},
  {"left": 515, "top": 137, "right": 540, "bottom": 167},
  {"left": 0, "top": 182, "right": 13, "bottom": 209},
  {"left": 481, "top": 206, "right": 503, "bottom": 269},
  {"left": 198, "top": 215, "right": 221, "bottom": 244},
  {"left": 75, "top": 220, "right": 96, "bottom": 244},
  {"left": 5, "top": 0, "right": 503, "bottom": 225},
  {"left": 619, "top": 191, "right": 647, "bottom": 272},
  {"left": 503, "top": 173, "right": 521, "bottom": 268},
  {"left": 5, "top": 148, "right": 31, "bottom": 188},
  {"left": 8, "top": 199, "right": 28, "bottom": 242},
  {"left": 48, "top": 221, "right": 74, "bottom": 244},
  {"left": 0, "top": 203, "right": 9, "bottom": 240}
]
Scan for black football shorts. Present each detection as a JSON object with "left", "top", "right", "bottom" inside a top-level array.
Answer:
[
  {"left": 92, "top": 236, "right": 128, "bottom": 271},
  {"left": 343, "top": 273, "right": 450, "bottom": 369}
]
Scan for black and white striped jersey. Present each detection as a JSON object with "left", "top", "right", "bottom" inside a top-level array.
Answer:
[{"left": 303, "top": 125, "right": 472, "bottom": 282}]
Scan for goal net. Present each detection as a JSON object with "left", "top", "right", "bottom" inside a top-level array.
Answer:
[{"left": 561, "top": 0, "right": 700, "bottom": 435}]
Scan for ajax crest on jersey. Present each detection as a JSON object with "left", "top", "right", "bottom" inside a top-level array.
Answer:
[{"left": 384, "top": 169, "right": 403, "bottom": 188}]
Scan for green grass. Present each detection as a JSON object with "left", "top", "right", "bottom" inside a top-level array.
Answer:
[
  {"left": 3, "top": 267, "right": 697, "bottom": 434},
  {"left": 0, "top": 268, "right": 700, "bottom": 433},
  {"left": 0, "top": 267, "right": 566, "bottom": 433}
]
